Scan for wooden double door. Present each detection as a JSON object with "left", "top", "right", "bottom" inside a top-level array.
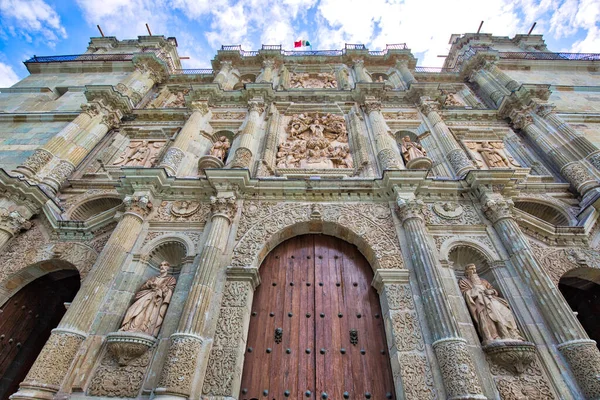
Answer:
[{"left": 240, "top": 235, "right": 395, "bottom": 399}]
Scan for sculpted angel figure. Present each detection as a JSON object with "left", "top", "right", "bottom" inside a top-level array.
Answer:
[
  {"left": 401, "top": 136, "right": 427, "bottom": 162},
  {"left": 459, "top": 264, "right": 524, "bottom": 344},
  {"left": 210, "top": 136, "right": 231, "bottom": 161},
  {"left": 120, "top": 261, "right": 177, "bottom": 337}
]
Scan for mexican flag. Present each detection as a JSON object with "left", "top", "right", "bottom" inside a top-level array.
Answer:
[{"left": 294, "top": 40, "right": 311, "bottom": 48}]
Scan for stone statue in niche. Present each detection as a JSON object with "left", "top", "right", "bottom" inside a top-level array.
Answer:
[
  {"left": 113, "top": 140, "right": 165, "bottom": 167},
  {"left": 275, "top": 112, "right": 352, "bottom": 169},
  {"left": 120, "top": 261, "right": 176, "bottom": 337},
  {"left": 459, "top": 264, "right": 524, "bottom": 344},
  {"left": 209, "top": 136, "right": 231, "bottom": 161},
  {"left": 400, "top": 136, "right": 432, "bottom": 169},
  {"left": 444, "top": 93, "right": 463, "bottom": 107},
  {"left": 466, "top": 141, "right": 521, "bottom": 169}
]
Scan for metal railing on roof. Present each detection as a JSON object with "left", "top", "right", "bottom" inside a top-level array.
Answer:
[
  {"left": 171, "top": 68, "right": 214, "bottom": 75},
  {"left": 218, "top": 43, "right": 408, "bottom": 58},
  {"left": 498, "top": 52, "right": 600, "bottom": 61},
  {"left": 24, "top": 49, "right": 177, "bottom": 70}
]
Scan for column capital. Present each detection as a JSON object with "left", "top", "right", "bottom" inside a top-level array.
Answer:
[
  {"left": 532, "top": 100, "right": 555, "bottom": 118},
  {"left": 190, "top": 100, "right": 210, "bottom": 115},
  {"left": 509, "top": 109, "right": 534, "bottom": 130},
  {"left": 248, "top": 100, "right": 265, "bottom": 114},
  {"left": 352, "top": 58, "right": 365, "bottom": 66},
  {"left": 482, "top": 196, "right": 514, "bottom": 223},
  {"left": 395, "top": 197, "right": 426, "bottom": 223},
  {"left": 0, "top": 208, "right": 32, "bottom": 236},
  {"left": 132, "top": 53, "right": 169, "bottom": 84},
  {"left": 123, "top": 194, "right": 153, "bottom": 219},
  {"left": 418, "top": 96, "right": 440, "bottom": 114},
  {"left": 80, "top": 102, "right": 101, "bottom": 118},
  {"left": 262, "top": 58, "right": 275, "bottom": 69},
  {"left": 210, "top": 195, "right": 237, "bottom": 222},
  {"left": 362, "top": 97, "right": 382, "bottom": 114},
  {"left": 219, "top": 60, "right": 233, "bottom": 72}
]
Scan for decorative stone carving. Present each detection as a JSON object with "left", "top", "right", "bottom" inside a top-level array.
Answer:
[
  {"left": 19, "top": 149, "right": 53, "bottom": 174},
  {"left": 106, "top": 331, "right": 156, "bottom": 366},
  {"left": 157, "top": 334, "right": 203, "bottom": 396},
  {"left": 446, "top": 148, "right": 474, "bottom": 173},
  {"left": 48, "top": 160, "right": 75, "bottom": 184},
  {"left": 123, "top": 195, "right": 153, "bottom": 218},
  {"left": 120, "top": 261, "right": 176, "bottom": 337},
  {"left": 487, "top": 354, "right": 556, "bottom": 399},
  {"left": 0, "top": 208, "right": 32, "bottom": 235},
  {"left": 397, "top": 353, "right": 436, "bottom": 400},
  {"left": 88, "top": 347, "right": 152, "bottom": 397},
  {"left": 465, "top": 141, "right": 521, "bottom": 169},
  {"left": 154, "top": 201, "right": 211, "bottom": 222},
  {"left": 21, "top": 330, "right": 85, "bottom": 390},
  {"left": 213, "top": 111, "right": 246, "bottom": 120},
  {"left": 391, "top": 311, "right": 425, "bottom": 351},
  {"left": 161, "top": 147, "right": 184, "bottom": 173},
  {"left": 432, "top": 202, "right": 464, "bottom": 220},
  {"left": 558, "top": 340, "right": 600, "bottom": 399},
  {"left": 482, "top": 198, "right": 514, "bottom": 223},
  {"left": 433, "top": 338, "right": 483, "bottom": 399},
  {"left": 171, "top": 201, "right": 201, "bottom": 218},
  {"left": 396, "top": 198, "right": 426, "bottom": 222},
  {"left": 275, "top": 113, "right": 352, "bottom": 169},
  {"left": 459, "top": 264, "right": 524, "bottom": 343},
  {"left": 230, "top": 147, "right": 253, "bottom": 169},
  {"left": 210, "top": 195, "right": 237, "bottom": 221},
  {"left": 401, "top": 136, "right": 432, "bottom": 169},
  {"left": 483, "top": 340, "right": 536, "bottom": 375},
  {"left": 202, "top": 347, "right": 238, "bottom": 395},
  {"left": 561, "top": 161, "right": 597, "bottom": 190},
  {"left": 112, "top": 140, "right": 165, "bottom": 167},
  {"left": 232, "top": 202, "right": 403, "bottom": 270},
  {"left": 290, "top": 72, "right": 337, "bottom": 89}
]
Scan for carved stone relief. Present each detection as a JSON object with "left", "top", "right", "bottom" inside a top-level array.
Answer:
[
  {"left": 88, "top": 348, "right": 152, "bottom": 397},
  {"left": 533, "top": 246, "right": 600, "bottom": 285},
  {"left": 232, "top": 202, "right": 403, "bottom": 270},
  {"left": 487, "top": 354, "right": 555, "bottom": 399},
  {"left": 157, "top": 334, "right": 203, "bottom": 396},
  {"left": 465, "top": 141, "right": 521, "bottom": 169},
  {"left": 290, "top": 72, "right": 337, "bottom": 89},
  {"left": 382, "top": 111, "right": 419, "bottom": 120},
  {"left": 275, "top": 113, "right": 352, "bottom": 169},
  {"left": 424, "top": 202, "right": 480, "bottom": 225},
  {"left": 111, "top": 140, "right": 165, "bottom": 167},
  {"left": 153, "top": 201, "right": 211, "bottom": 222},
  {"left": 213, "top": 111, "right": 246, "bottom": 120}
]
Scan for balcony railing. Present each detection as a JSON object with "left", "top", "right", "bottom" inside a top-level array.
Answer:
[
  {"left": 498, "top": 52, "right": 600, "bottom": 61},
  {"left": 171, "top": 68, "right": 214, "bottom": 75}
]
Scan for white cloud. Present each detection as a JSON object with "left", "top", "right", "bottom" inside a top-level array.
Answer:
[
  {"left": 0, "top": 0, "right": 67, "bottom": 46},
  {"left": 0, "top": 62, "right": 19, "bottom": 87},
  {"left": 571, "top": 25, "right": 600, "bottom": 53}
]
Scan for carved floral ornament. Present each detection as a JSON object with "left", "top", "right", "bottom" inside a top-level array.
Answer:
[
  {"left": 0, "top": 208, "right": 32, "bottom": 235},
  {"left": 210, "top": 196, "right": 237, "bottom": 221},
  {"left": 124, "top": 195, "right": 153, "bottom": 217},
  {"left": 232, "top": 202, "right": 403, "bottom": 270},
  {"left": 290, "top": 72, "right": 337, "bottom": 89},
  {"left": 482, "top": 197, "right": 514, "bottom": 223}
]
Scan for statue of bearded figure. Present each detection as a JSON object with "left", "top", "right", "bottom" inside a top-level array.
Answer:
[{"left": 459, "top": 263, "right": 524, "bottom": 344}]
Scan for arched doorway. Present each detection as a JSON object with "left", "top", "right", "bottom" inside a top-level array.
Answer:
[
  {"left": 0, "top": 269, "right": 80, "bottom": 398},
  {"left": 240, "top": 234, "right": 395, "bottom": 399},
  {"left": 558, "top": 268, "right": 600, "bottom": 349}
]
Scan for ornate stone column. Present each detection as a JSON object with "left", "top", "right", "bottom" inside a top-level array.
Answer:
[
  {"left": 469, "top": 69, "right": 509, "bottom": 107},
  {"left": 483, "top": 62, "right": 520, "bottom": 92},
  {"left": 396, "top": 198, "right": 485, "bottom": 400},
  {"left": 39, "top": 105, "right": 121, "bottom": 196},
  {"left": 155, "top": 196, "right": 237, "bottom": 399},
  {"left": 12, "top": 195, "right": 152, "bottom": 400},
  {"left": 362, "top": 98, "right": 404, "bottom": 171},
  {"left": 256, "top": 103, "right": 281, "bottom": 176},
  {"left": 353, "top": 59, "right": 372, "bottom": 83},
  {"left": 0, "top": 209, "right": 31, "bottom": 250},
  {"left": 348, "top": 107, "right": 374, "bottom": 176},
  {"left": 534, "top": 102, "right": 600, "bottom": 167},
  {"left": 510, "top": 110, "right": 599, "bottom": 196},
  {"left": 395, "top": 60, "right": 416, "bottom": 88},
  {"left": 159, "top": 101, "right": 210, "bottom": 175},
  {"left": 420, "top": 97, "right": 475, "bottom": 177},
  {"left": 480, "top": 193, "right": 600, "bottom": 399},
  {"left": 228, "top": 100, "right": 264, "bottom": 169},
  {"left": 256, "top": 59, "right": 275, "bottom": 84},
  {"left": 213, "top": 61, "right": 234, "bottom": 88}
]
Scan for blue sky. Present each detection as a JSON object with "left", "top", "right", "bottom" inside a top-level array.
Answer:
[{"left": 0, "top": 0, "right": 598, "bottom": 87}]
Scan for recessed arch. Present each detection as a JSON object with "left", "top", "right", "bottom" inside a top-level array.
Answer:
[
  {"left": 67, "top": 196, "right": 123, "bottom": 221},
  {"left": 448, "top": 243, "right": 493, "bottom": 272},
  {"left": 144, "top": 237, "right": 191, "bottom": 274},
  {"left": 514, "top": 200, "right": 571, "bottom": 226}
]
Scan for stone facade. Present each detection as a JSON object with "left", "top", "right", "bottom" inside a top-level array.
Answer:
[{"left": 0, "top": 32, "right": 599, "bottom": 400}]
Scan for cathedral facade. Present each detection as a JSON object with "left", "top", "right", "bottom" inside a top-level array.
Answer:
[{"left": 0, "top": 32, "right": 599, "bottom": 400}]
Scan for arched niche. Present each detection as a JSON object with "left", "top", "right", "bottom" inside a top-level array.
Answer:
[
  {"left": 67, "top": 196, "right": 123, "bottom": 221},
  {"left": 394, "top": 130, "right": 419, "bottom": 143},
  {"left": 0, "top": 268, "right": 80, "bottom": 399},
  {"left": 234, "top": 74, "right": 256, "bottom": 89},
  {"left": 143, "top": 236, "right": 192, "bottom": 274},
  {"left": 448, "top": 242, "right": 495, "bottom": 284},
  {"left": 558, "top": 267, "right": 600, "bottom": 349},
  {"left": 514, "top": 200, "right": 571, "bottom": 226},
  {"left": 212, "top": 129, "right": 235, "bottom": 143}
]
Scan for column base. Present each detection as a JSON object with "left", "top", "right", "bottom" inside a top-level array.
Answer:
[
  {"left": 9, "top": 387, "right": 55, "bottom": 400},
  {"left": 558, "top": 339, "right": 600, "bottom": 399}
]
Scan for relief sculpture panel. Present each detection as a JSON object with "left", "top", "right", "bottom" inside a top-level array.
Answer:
[
  {"left": 112, "top": 140, "right": 165, "bottom": 167},
  {"left": 465, "top": 141, "right": 520, "bottom": 169},
  {"left": 275, "top": 113, "right": 353, "bottom": 169}
]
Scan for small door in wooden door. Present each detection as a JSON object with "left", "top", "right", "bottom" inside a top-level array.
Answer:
[{"left": 240, "top": 234, "right": 395, "bottom": 399}]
